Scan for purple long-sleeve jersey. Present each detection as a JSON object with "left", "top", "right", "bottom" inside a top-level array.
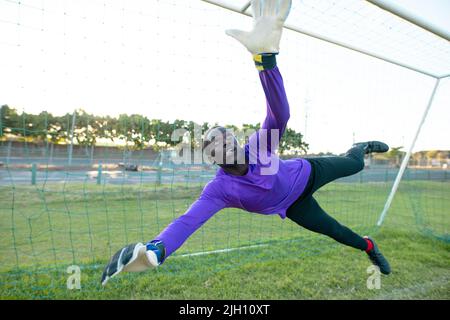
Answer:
[{"left": 154, "top": 67, "right": 312, "bottom": 258}]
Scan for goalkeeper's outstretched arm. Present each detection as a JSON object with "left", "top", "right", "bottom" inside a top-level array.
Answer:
[
  {"left": 101, "top": 180, "right": 226, "bottom": 285},
  {"left": 227, "top": 0, "right": 292, "bottom": 151},
  {"left": 152, "top": 186, "right": 226, "bottom": 259}
]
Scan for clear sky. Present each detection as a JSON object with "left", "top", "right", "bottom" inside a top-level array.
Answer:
[{"left": 0, "top": 0, "right": 449, "bottom": 154}]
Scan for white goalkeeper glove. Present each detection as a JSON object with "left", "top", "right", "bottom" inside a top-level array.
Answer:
[{"left": 226, "top": 0, "right": 292, "bottom": 54}]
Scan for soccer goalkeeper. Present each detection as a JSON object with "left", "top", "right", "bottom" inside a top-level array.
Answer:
[{"left": 101, "top": 0, "right": 391, "bottom": 286}]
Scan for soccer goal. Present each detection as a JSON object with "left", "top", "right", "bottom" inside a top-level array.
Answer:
[{"left": 0, "top": 0, "right": 448, "bottom": 298}]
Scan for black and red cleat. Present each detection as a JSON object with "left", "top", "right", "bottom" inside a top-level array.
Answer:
[
  {"left": 364, "top": 236, "right": 391, "bottom": 275},
  {"left": 353, "top": 141, "right": 389, "bottom": 155}
]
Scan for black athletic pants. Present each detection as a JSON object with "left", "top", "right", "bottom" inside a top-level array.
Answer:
[{"left": 286, "top": 146, "right": 368, "bottom": 251}]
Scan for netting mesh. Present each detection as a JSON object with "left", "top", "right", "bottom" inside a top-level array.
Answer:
[
  {"left": 401, "top": 78, "right": 450, "bottom": 242},
  {"left": 247, "top": 0, "right": 450, "bottom": 77},
  {"left": 0, "top": 0, "right": 449, "bottom": 298}
]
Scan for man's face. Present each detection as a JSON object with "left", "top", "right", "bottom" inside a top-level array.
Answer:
[{"left": 204, "top": 127, "right": 244, "bottom": 166}]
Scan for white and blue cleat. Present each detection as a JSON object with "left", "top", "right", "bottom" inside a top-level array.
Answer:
[{"left": 101, "top": 242, "right": 162, "bottom": 286}]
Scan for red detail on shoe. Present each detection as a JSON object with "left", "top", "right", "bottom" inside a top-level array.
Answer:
[{"left": 365, "top": 238, "right": 374, "bottom": 253}]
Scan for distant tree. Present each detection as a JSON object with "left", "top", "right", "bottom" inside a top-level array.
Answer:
[
  {"left": 0, "top": 105, "right": 21, "bottom": 137},
  {"left": 425, "top": 150, "right": 439, "bottom": 160},
  {"left": 411, "top": 151, "right": 425, "bottom": 166},
  {"left": 279, "top": 127, "right": 309, "bottom": 155},
  {"left": 437, "top": 151, "right": 449, "bottom": 160},
  {"left": 386, "top": 146, "right": 405, "bottom": 167}
]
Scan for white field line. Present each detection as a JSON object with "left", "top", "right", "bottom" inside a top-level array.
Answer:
[
  {"left": 174, "top": 243, "right": 270, "bottom": 258},
  {"left": 77, "top": 240, "right": 301, "bottom": 270}
]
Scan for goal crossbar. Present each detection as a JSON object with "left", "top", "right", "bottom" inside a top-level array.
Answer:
[{"left": 201, "top": 0, "right": 448, "bottom": 79}]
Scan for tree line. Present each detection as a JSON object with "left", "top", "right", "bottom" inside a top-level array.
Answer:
[
  {"left": 372, "top": 146, "right": 449, "bottom": 167},
  {"left": 0, "top": 105, "right": 309, "bottom": 155}
]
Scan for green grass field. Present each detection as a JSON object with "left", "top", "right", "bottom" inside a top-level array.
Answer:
[{"left": 0, "top": 179, "right": 449, "bottom": 299}]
